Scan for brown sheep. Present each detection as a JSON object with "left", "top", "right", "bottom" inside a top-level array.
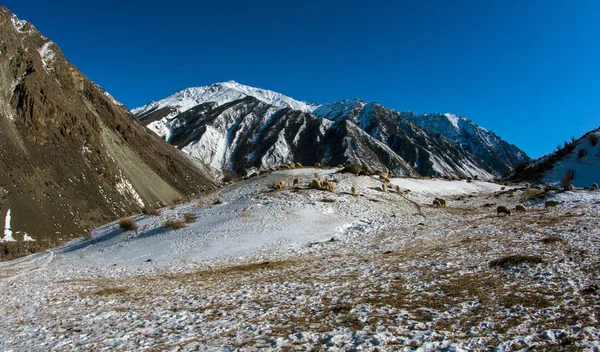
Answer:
[
  {"left": 497, "top": 206, "right": 511, "bottom": 216},
  {"left": 515, "top": 204, "right": 527, "bottom": 213},
  {"left": 295, "top": 162, "right": 303, "bottom": 168},
  {"left": 434, "top": 197, "right": 446, "bottom": 207},
  {"left": 545, "top": 200, "right": 560, "bottom": 209}
]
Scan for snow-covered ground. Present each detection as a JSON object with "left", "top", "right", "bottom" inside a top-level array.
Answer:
[{"left": 1, "top": 169, "right": 599, "bottom": 350}]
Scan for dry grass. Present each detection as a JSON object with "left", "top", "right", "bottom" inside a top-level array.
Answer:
[
  {"left": 183, "top": 212, "right": 197, "bottom": 223},
  {"left": 489, "top": 255, "right": 544, "bottom": 269},
  {"left": 94, "top": 287, "right": 128, "bottom": 296},
  {"left": 163, "top": 218, "right": 187, "bottom": 230},
  {"left": 142, "top": 206, "right": 160, "bottom": 216},
  {"left": 540, "top": 236, "right": 564, "bottom": 245},
  {"left": 119, "top": 217, "right": 138, "bottom": 231}
]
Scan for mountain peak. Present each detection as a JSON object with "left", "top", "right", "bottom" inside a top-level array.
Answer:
[{"left": 132, "top": 81, "right": 319, "bottom": 117}]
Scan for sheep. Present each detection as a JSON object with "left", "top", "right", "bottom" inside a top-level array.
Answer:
[
  {"left": 395, "top": 185, "right": 401, "bottom": 194},
  {"left": 497, "top": 206, "right": 511, "bottom": 216},
  {"left": 432, "top": 199, "right": 441, "bottom": 207},
  {"left": 515, "top": 204, "right": 527, "bottom": 213},
  {"left": 434, "top": 197, "right": 446, "bottom": 208},
  {"left": 592, "top": 183, "right": 599, "bottom": 190},
  {"left": 545, "top": 200, "right": 560, "bottom": 209},
  {"left": 314, "top": 163, "right": 321, "bottom": 168},
  {"left": 295, "top": 162, "right": 303, "bottom": 168},
  {"left": 293, "top": 178, "right": 300, "bottom": 186}
]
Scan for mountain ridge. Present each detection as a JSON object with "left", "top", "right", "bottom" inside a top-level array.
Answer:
[{"left": 133, "top": 81, "right": 528, "bottom": 179}]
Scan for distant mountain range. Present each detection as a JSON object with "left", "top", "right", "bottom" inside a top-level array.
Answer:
[
  {"left": 134, "top": 81, "right": 530, "bottom": 179},
  {"left": 0, "top": 6, "right": 217, "bottom": 243}
]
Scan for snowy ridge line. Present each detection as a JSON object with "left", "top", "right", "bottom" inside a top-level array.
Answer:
[{"left": 132, "top": 80, "right": 319, "bottom": 117}]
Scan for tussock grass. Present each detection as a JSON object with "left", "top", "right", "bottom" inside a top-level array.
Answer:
[
  {"left": 183, "top": 212, "right": 197, "bottom": 223},
  {"left": 95, "top": 287, "right": 128, "bottom": 296},
  {"left": 489, "top": 255, "right": 544, "bottom": 269},
  {"left": 118, "top": 217, "right": 138, "bottom": 231},
  {"left": 163, "top": 218, "right": 187, "bottom": 230},
  {"left": 142, "top": 206, "right": 160, "bottom": 216}
]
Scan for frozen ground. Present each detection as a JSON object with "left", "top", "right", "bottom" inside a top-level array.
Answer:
[{"left": 0, "top": 168, "right": 599, "bottom": 350}]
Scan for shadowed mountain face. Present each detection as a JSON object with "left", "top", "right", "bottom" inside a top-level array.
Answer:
[
  {"left": 0, "top": 7, "right": 217, "bottom": 244},
  {"left": 135, "top": 81, "right": 527, "bottom": 180},
  {"left": 137, "top": 95, "right": 498, "bottom": 179}
]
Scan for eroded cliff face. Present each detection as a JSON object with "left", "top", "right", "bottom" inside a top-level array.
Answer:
[{"left": 0, "top": 6, "right": 217, "bottom": 245}]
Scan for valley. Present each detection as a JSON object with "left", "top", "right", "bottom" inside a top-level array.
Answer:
[{"left": 1, "top": 168, "right": 598, "bottom": 350}]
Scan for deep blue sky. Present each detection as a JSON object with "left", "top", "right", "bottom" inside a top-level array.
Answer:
[{"left": 5, "top": 0, "right": 599, "bottom": 158}]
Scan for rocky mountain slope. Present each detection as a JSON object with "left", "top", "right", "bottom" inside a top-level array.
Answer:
[
  {"left": 0, "top": 7, "right": 217, "bottom": 246},
  {"left": 134, "top": 82, "right": 528, "bottom": 179},
  {"left": 400, "top": 112, "right": 529, "bottom": 174},
  {"left": 507, "top": 128, "right": 600, "bottom": 188}
]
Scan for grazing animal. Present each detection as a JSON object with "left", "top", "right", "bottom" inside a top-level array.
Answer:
[
  {"left": 592, "top": 183, "right": 599, "bottom": 190},
  {"left": 314, "top": 163, "right": 321, "bottom": 168},
  {"left": 434, "top": 197, "right": 446, "bottom": 207},
  {"left": 515, "top": 204, "right": 527, "bottom": 213},
  {"left": 293, "top": 178, "right": 300, "bottom": 186},
  {"left": 381, "top": 183, "right": 387, "bottom": 192},
  {"left": 545, "top": 200, "right": 560, "bottom": 209},
  {"left": 395, "top": 185, "right": 401, "bottom": 193},
  {"left": 497, "top": 206, "right": 511, "bottom": 216},
  {"left": 295, "top": 162, "right": 303, "bottom": 168},
  {"left": 351, "top": 186, "right": 357, "bottom": 196},
  {"left": 500, "top": 186, "right": 506, "bottom": 191},
  {"left": 432, "top": 199, "right": 441, "bottom": 207}
]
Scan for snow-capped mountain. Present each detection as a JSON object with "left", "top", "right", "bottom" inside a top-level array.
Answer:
[
  {"left": 399, "top": 112, "right": 529, "bottom": 174},
  {"left": 159, "top": 96, "right": 417, "bottom": 177},
  {"left": 133, "top": 81, "right": 319, "bottom": 142},
  {"left": 312, "top": 100, "right": 499, "bottom": 178},
  {"left": 0, "top": 6, "right": 216, "bottom": 244},
  {"left": 508, "top": 128, "right": 600, "bottom": 188},
  {"left": 132, "top": 82, "right": 527, "bottom": 180}
]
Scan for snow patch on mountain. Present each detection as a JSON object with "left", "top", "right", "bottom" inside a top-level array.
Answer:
[
  {"left": 37, "top": 41, "right": 55, "bottom": 72},
  {"left": 312, "top": 99, "right": 365, "bottom": 120},
  {"left": 9, "top": 13, "right": 28, "bottom": 32},
  {"left": 444, "top": 113, "right": 460, "bottom": 130},
  {"left": 132, "top": 81, "right": 319, "bottom": 117},
  {"left": 115, "top": 174, "right": 144, "bottom": 208},
  {"left": 2, "top": 209, "right": 15, "bottom": 242}
]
